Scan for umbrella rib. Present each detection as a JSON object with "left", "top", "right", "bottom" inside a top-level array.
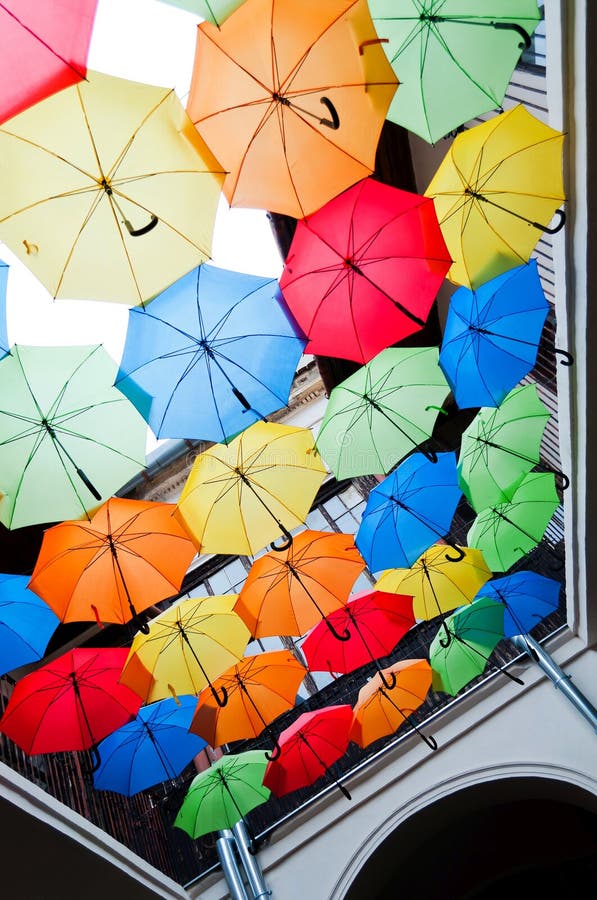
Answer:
[{"left": 0, "top": 4, "right": 87, "bottom": 79}]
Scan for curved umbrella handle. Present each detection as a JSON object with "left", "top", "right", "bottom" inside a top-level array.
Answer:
[
  {"left": 319, "top": 96, "right": 340, "bottom": 130},
  {"left": 90, "top": 745, "right": 102, "bottom": 773},
  {"left": 264, "top": 738, "right": 282, "bottom": 762},
  {"left": 438, "top": 621, "right": 452, "bottom": 648},
  {"left": 210, "top": 683, "right": 228, "bottom": 708},
  {"left": 379, "top": 669, "right": 397, "bottom": 691},
  {"left": 491, "top": 20, "right": 532, "bottom": 49},
  {"left": 123, "top": 212, "right": 159, "bottom": 237},
  {"left": 269, "top": 525, "right": 293, "bottom": 552},
  {"left": 555, "top": 348, "right": 574, "bottom": 367},
  {"left": 444, "top": 543, "right": 465, "bottom": 563},
  {"left": 324, "top": 617, "right": 351, "bottom": 642},
  {"left": 420, "top": 731, "right": 438, "bottom": 751},
  {"left": 555, "top": 468, "right": 570, "bottom": 491},
  {"left": 533, "top": 208, "right": 566, "bottom": 235}
]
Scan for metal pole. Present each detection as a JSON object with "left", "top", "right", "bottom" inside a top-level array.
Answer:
[
  {"left": 232, "top": 820, "right": 272, "bottom": 899},
  {"left": 216, "top": 830, "right": 250, "bottom": 900},
  {"left": 511, "top": 633, "right": 597, "bottom": 732}
]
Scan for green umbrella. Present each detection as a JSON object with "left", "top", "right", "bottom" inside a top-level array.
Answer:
[
  {"left": 315, "top": 346, "right": 450, "bottom": 479},
  {"left": 158, "top": 0, "right": 245, "bottom": 26},
  {"left": 368, "top": 0, "right": 542, "bottom": 144},
  {"left": 457, "top": 384, "right": 551, "bottom": 512},
  {"left": 0, "top": 345, "right": 147, "bottom": 529},
  {"left": 173, "top": 750, "right": 270, "bottom": 839},
  {"left": 467, "top": 472, "right": 560, "bottom": 572}
]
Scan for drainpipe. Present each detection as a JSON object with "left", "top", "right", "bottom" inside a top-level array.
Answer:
[
  {"left": 511, "top": 633, "right": 597, "bottom": 732},
  {"left": 232, "top": 820, "right": 272, "bottom": 899},
  {"left": 215, "top": 830, "right": 250, "bottom": 900}
]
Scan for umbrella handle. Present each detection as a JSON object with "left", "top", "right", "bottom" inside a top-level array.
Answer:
[
  {"left": 269, "top": 526, "right": 293, "bottom": 552},
  {"left": 439, "top": 621, "right": 452, "bottom": 648},
  {"left": 264, "top": 739, "right": 282, "bottom": 762},
  {"left": 324, "top": 617, "right": 351, "bottom": 642},
  {"left": 420, "top": 447, "right": 438, "bottom": 464},
  {"left": 210, "top": 683, "right": 229, "bottom": 708},
  {"left": 533, "top": 208, "right": 566, "bottom": 235},
  {"left": 319, "top": 97, "right": 340, "bottom": 130},
  {"left": 337, "top": 782, "right": 352, "bottom": 801},
  {"left": 90, "top": 745, "right": 102, "bottom": 772},
  {"left": 123, "top": 213, "right": 159, "bottom": 237},
  {"left": 379, "top": 669, "right": 397, "bottom": 690},
  {"left": 555, "top": 348, "right": 574, "bottom": 366},
  {"left": 444, "top": 543, "right": 465, "bottom": 563},
  {"left": 491, "top": 20, "right": 532, "bottom": 49}
]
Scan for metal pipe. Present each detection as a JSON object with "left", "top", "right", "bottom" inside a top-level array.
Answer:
[
  {"left": 511, "top": 633, "right": 597, "bottom": 732},
  {"left": 215, "top": 830, "right": 250, "bottom": 900},
  {"left": 232, "top": 820, "right": 272, "bottom": 899}
]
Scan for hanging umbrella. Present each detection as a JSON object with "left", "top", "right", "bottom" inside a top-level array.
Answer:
[
  {"left": 474, "top": 570, "right": 561, "bottom": 637},
  {"left": 355, "top": 452, "right": 463, "bottom": 574},
  {"left": 439, "top": 260, "right": 550, "bottom": 408},
  {"left": 0, "top": 647, "right": 142, "bottom": 756},
  {"left": 349, "top": 658, "right": 435, "bottom": 750},
  {"left": 467, "top": 472, "right": 560, "bottom": 572},
  {"left": 425, "top": 104, "right": 565, "bottom": 290},
  {"left": 235, "top": 531, "right": 365, "bottom": 639},
  {"left": 457, "top": 383, "right": 553, "bottom": 512},
  {"left": 0, "top": 344, "right": 147, "bottom": 530},
  {"left": 119, "top": 594, "right": 250, "bottom": 707},
  {"left": 190, "top": 650, "right": 306, "bottom": 757},
  {"left": 0, "top": 260, "right": 10, "bottom": 360},
  {"left": 0, "top": 0, "right": 97, "bottom": 126},
  {"left": 28, "top": 497, "right": 197, "bottom": 629},
  {"left": 174, "top": 750, "right": 270, "bottom": 839},
  {"left": 158, "top": 0, "right": 245, "bottom": 25},
  {"left": 0, "top": 69, "right": 225, "bottom": 305},
  {"left": 115, "top": 264, "right": 306, "bottom": 443},
  {"left": 186, "top": 0, "right": 398, "bottom": 218},
  {"left": 174, "top": 421, "right": 327, "bottom": 556},
  {"left": 0, "top": 573, "right": 59, "bottom": 675},
  {"left": 315, "top": 347, "right": 450, "bottom": 478},
  {"left": 368, "top": 1, "right": 542, "bottom": 144},
  {"left": 279, "top": 179, "right": 452, "bottom": 363},
  {"left": 263, "top": 705, "right": 353, "bottom": 800},
  {"left": 93, "top": 696, "right": 207, "bottom": 796}
]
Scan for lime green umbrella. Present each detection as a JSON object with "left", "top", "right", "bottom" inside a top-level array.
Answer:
[
  {"left": 174, "top": 750, "right": 270, "bottom": 839},
  {"left": 159, "top": 0, "right": 245, "bottom": 25},
  {"left": 467, "top": 472, "right": 560, "bottom": 572},
  {"left": 457, "top": 384, "right": 551, "bottom": 512},
  {"left": 315, "top": 347, "right": 450, "bottom": 479}
]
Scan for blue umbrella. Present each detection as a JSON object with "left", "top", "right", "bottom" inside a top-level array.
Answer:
[
  {"left": 355, "top": 452, "right": 463, "bottom": 574},
  {"left": 439, "top": 260, "right": 549, "bottom": 409},
  {"left": 115, "top": 264, "right": 306, "bottom": 443},
  {"left": 93, "top": 696, "right": 207, "bottom": 796},
  {"left": 0, "top": 573, "right": 59, "bottom": 674},
  {"left": 0, "top": 260, "right": 10, "bottom": 359},
  {"left": 474, "top": 571, "right": 561, "bottom": 637}
]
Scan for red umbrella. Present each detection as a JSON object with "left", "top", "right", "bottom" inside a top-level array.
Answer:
[
  {"left": 301, "top": 589, "right": 415, "bottom": 688},
  {"left": 279, "top": 177, "right": 452, "bottom": 364},
  {"left": 263, "top": 705, "right": 353, "bottom": 800}
]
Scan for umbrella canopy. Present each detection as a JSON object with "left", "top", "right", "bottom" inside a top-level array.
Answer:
[
  {"left": 28, "top": 497, "right": 197, "bottom": 627},
  {"left": 115, "top": 264, "right": 306, "bottom": 443},
  {"left": 315, "top": 347, "right": 450, "bottom": 479},
  {"left": 174, "top": 750, "right": 270, "bottom": 839},
  {"left": 190, "top": 650, "right": 306, "bottom": 751},
  {"left": 119, "top": 594, "right": 250, "bottom": 706},
  {"left": 235, "top": 531, "right": 365, "bottom": 639},
  {"left": 158, "top": 0, "right": 244, "bottom": 25},
  {"left": 467, "top": 472, "right": 560, "bottom": 572},
  {"left": 0, "top": 260, "right": 10, "bottom": 360},
  {"left": 0, "top": 0, "right": 97, "bottom": 126},
  {"left": 475, "top": 570, "right": 561, "bottom": 637},
  {"left": 457, "top": 383, "right": 551, "bottom": 512},
  {"left": 186, "top": 0, "right": 398, "bottom": 218},
  {"left": 174, "top": 421, "right": 327, "bottom": 556},
  {"left": 439, "top": 260, "right": 550, "bottom": 408},
  {"left": 0, "top": 573, "right": 59, "bottom": 675},
  {"left": 425, "top": 104, "right": 565, "bottom": 290},
  {"left": 355, "top": 452, "right": 463, "bottom": 574},
  {"left": 0, "top": 69, "right": 225, "bottom": 305},
  {"left": 93, "top": 696, "right": 207, "bottom": 796},
  {"left": 369, "top": 1, "right": 542, "bottom": 144},
  {"left": 0, "top": 647, "right": 142, "bottom": 754},
  {"left": 0, "top": 344, "right": 147, "bottom": 529}
]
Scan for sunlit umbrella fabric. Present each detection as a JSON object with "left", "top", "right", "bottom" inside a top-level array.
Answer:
[
  {"left": 474, "top": 570, "right": 561, "bottom": 637},
  {"left": 0, "top": 260, "right": 10, "bottom": 360},
  {"left": 0, "top": 573, "right": 59, "bottom": 675},
  {"left": 158, "top": 0, "right": 245, "bottom": 25}
]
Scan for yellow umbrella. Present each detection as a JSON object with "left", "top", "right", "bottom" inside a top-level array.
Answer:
[
  {"left": 425, "top": 104, "right": 565, "bottom": 290},
  {"left": 0, "top": 69, "right": 226, "bottom": 305},
  {"left": 174, "top": 421, "right": 327, "bottom": 556}
]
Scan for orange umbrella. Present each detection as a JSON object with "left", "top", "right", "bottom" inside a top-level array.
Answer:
[
  {"left": 349, "top": 658, "right": 436, "bottom": 750},
  {"left": 186, "top": 0, "right": 398, "bottom": 217},
  {"left": 190, "top": 649, "right": 306, "bottom": 758},
  {"left": 28, "top": 497, "right": 197, "bottom": 630},
  {"left": 234, "top": 530, "right": 366, "bottom": 639}
]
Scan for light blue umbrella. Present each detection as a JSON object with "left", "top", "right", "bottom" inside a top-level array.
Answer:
[{"left": 0, "top": 573, "right": 59, "bottom": 674}]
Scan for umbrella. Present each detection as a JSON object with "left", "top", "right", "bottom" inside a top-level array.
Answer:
[
  {"left": 93, "top": 696, "right": 207, "bottom": 796},
  {"left": 0, "top": 69, "right": 225, "bottom": 305},
  {"left": 425, "top": 104, "right": 566, "bottom": 290},
  {"left": 158, "top": 1, "right": 245, "bottom": 25},
  {"left": 474, "top": 570, "right": 561, "bottom": 637},
  {"left": 174, "top": 421, "right": 327, "bottom": 556},
  {"left": 368, "top": 1, "right": 542, "bottom": 144},
  {"left": 457, "top": 383, "right": 554, "bottom": 512},
  {"left": 349, "top": 658, "right": 435, "bottom": 750},
  {"left": 28, "top": 497, "right": 197, "bottom": 629},
  {"left": 439, "top": 260, "right": 550, "bottom": 408},
  {"left": 355, "top": 452, "right": 464, "bottom": 574},
  {"left": 234, "top": 530, "right": 365, "bottom": 640},
  {"left": 0, "top": 647, "right": 142, "bottom": 756},
  {"left": 315, "top": 347, "right": 450, "bottom": 479},
  {"left": 0, "top": 260, "right": 10, "bottom": 360},
  {"left": 467, "top": 471, "right": 560, "bottom": 572},
  {"left": 119, "top": 594, "right": 250, "bottom": 707},
  {"left": 0, "top": 573, "right": 59, "bottom": 675},
  {"left": 190, "top": 650, "right": 306, "bottom": 757},
  {"left": 0, "top": 344, "right": 147, "bottom": 529},
  {"left": 278, "top": 178, "right": 452, "bottom": 363},
  {"left": 263, "top": 705, "right": 353, "bottom": 800},
  {"left": 301, "top": 590, "right": 415, "bottom": 688},
  {"left": 174, "top": 750, "right": 270, "bottom": 839},
  {"left": 0, "top": 0, "right": 97, "bottom": 126},
  {"left": 186, "top": 0, "right": 398, "bottom": 218},
  {"left": 115, "top": 263, "right": 306, "bottom": 443}
]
